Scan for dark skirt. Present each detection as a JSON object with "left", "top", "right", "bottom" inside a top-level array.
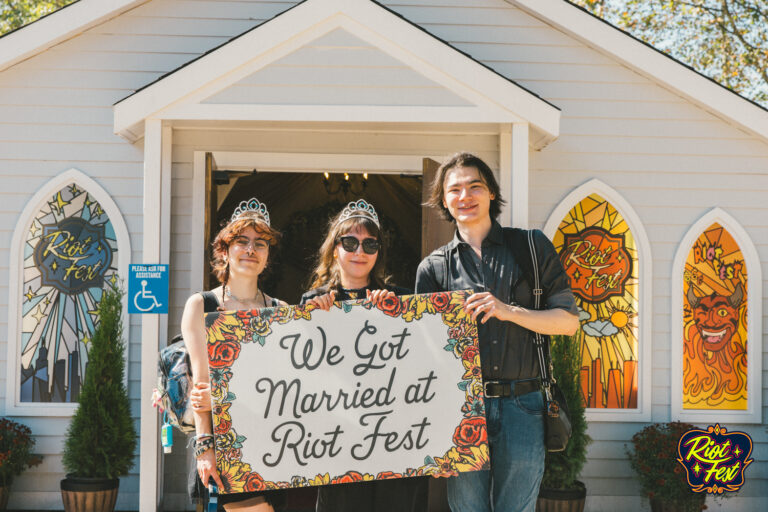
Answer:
[{"left": 316, "top": 476, "right": 429, "bottom": 512}]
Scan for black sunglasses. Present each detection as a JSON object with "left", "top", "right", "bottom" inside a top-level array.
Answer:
[{"left": 338, "top": 236, "right": 380, "bottom": 254}]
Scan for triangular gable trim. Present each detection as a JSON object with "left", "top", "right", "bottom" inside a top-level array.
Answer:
[
  {"left": 511, "top": 0, "right": 768, "bottom": 140},
  {"left": 113, "top": 0, "right": 560, "bottom": 144},
  {"left": 0, "top": 0, "right": 148, "bottom": 73}
]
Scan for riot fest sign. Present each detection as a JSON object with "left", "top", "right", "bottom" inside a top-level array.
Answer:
[{"left": 206, "top": 290, "right": 489, "bottom": 494}]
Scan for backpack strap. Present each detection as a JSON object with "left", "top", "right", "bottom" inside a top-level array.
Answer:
[{"left": 200, "top": 290, "right": 220, "bottom": 313}]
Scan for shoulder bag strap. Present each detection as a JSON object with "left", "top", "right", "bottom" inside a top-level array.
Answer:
[{"left": 527, "top": 230, "right": 555, "bottom": 402}]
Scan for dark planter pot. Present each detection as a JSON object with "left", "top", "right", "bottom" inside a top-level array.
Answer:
[
  {"left": 650, "top": 496, "right": 706, "bottom": 512},
  {"left": 536, "top": 480, "right": 586, "bottom": 512},
  {"left": 60, "top": 476, "right": 119, "bottom": 512}
]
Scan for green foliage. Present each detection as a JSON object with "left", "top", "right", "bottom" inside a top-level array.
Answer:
[
  {"left": 541, "top": 334, "right": 591, "bottom": 490},
  {"left": 627, "top": 422, "right": 705, "bottom": 510},
  {"left": 0, "top": 0, "right": 76, "bottom": 35},
  {"left": 62, "top": 285, "right": 137, "bottom": 479},
  {"left": 569, "top": 0, "right": 768, "bottom": 107},
  {"left": 0, "top": 418, "right": 43, "bottom": 486}
]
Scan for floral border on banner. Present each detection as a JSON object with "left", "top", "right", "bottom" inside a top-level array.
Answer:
[{"left": 206, "top": 290, "right": 488, "bottom": 492}]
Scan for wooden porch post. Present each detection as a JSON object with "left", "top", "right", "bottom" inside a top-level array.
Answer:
[
  {"left": 139, "top": 119, "right": 171, "bottom": 512},
  {"left": 500, "top": 123, "right": 530, "bottom": 229}
]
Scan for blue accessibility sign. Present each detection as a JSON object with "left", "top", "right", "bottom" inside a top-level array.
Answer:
[{"left": 128, "top": 264, "right": 169, "bottom": 314}]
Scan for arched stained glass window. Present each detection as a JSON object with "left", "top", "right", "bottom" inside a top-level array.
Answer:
[
  {"left": 552, "top": 193, "right": 639, "bottom": 410},
  {"left": 683, "top": 223, "right": 747, "bottom": 411},
  {"left": 8, "top": 169, "right": 129, "bottom": 414}
]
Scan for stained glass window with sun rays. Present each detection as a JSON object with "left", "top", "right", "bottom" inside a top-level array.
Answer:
[
  {"left": 553, "top": 193, "right": 639, "bottom": 410},
  {"left": 20, "top": 183, "right": 118, "bottom": 403}
]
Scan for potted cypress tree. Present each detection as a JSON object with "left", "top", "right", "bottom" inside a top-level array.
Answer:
[
  {"left": 61, "top": 284, "right": 137, "bottom": 512},
  {"left": 537, "top": 333, "right": 591, "bottom": 512}
]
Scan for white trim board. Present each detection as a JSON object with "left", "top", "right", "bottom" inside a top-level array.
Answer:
[
  {"left": 0, "top": 0, "right": 148, "bottom": 73},
  {"left": 544, "top": 178, "right": 652, "bottom": 422},
  {"left": 510, "top": 0, "right": 768, "bottom": 140},
  {"left": 113, "top": 0, "right": 560, "bottom": 147},
  {"left": 5, "top": 168, "right": 132, "bottom": 416},
  {"left": 669, "top": 208, "right": 762, "bottom": 424}
]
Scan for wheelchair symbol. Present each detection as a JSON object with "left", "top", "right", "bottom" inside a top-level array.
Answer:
[{"left": 133, "top": 280, "right": 162, "bottom": 312}]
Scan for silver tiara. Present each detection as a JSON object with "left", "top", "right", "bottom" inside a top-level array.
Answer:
[
  {"left": 337, "top": 199, "right": 380, "bottom": 228},
  {"left": 231, "top": 198, "right": 270, "bottom": 225}
]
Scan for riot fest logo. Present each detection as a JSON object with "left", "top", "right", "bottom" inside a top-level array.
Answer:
[{"left": 677, "top": 424, "right": 753, "bottom": 494}]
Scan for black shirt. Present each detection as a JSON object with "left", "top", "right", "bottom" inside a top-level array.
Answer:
[{"left": 415, "top": 221, "right": 577, "bottom": 381}]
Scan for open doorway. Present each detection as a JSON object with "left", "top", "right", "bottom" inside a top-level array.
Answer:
[{"left": 212, "top": 171, "right": 423, "bottom": 304}]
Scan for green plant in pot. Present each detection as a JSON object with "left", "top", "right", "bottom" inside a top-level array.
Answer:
[
  {"left": 537, "top": 333, "right": 591, "bottom": 512},
  {"left": 61, "top": 284, "right": 137, "bottom": 512},
  {"left": 0, "top": 418, "right": 43, "bottom": 510},
  {"left": 627, "top": 422, "right": 706, "bottom": 512}
]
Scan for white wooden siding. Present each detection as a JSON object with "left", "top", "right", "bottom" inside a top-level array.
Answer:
[{"left": 0, "top": 0, "right": 766, "bottom": 510}]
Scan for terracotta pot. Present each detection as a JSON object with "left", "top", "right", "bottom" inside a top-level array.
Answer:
[
  {"left": 650, "top": 496, "right": 706, "bottom": 512},
  {"left": 60, "top": 476, "right": 119, "bottom": 512},
  {"left": 0, "top": 486, "right": 9, "bottom": 511},
  {"left": 536, "top": 480, "right": 586, "bottom": 512}
]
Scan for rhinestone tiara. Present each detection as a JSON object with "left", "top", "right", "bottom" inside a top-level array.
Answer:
[
  {"left": 337, "top": 199, "right": 380, "bottom": 228},
  {"left": 231, "top": 198, "right": 270, "bottom": 226}
]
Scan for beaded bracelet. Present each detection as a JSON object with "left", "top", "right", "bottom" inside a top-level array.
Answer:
[{"left": 194, "top": 435, "right": 215, "bottom": 458}]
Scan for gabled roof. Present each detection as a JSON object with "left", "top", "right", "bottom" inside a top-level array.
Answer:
[
  {"left": 510, "top": 0, "right": 768, "bottom": 140},
  {"left": 0, "top": 0, "right": 148, "bottom": 73},
  {"left": 112, "top": 0, "right": 561, "bottom": 145}
]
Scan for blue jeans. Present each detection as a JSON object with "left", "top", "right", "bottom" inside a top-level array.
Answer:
[{"left": 447, "top": 383, "right": 545, "bottom": 512}]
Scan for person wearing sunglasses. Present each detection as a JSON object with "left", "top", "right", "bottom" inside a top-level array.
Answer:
[{"left": 300, "top": 199, "right": 428, "bottom": 512}]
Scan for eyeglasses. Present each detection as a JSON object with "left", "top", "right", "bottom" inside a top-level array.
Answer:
[
  {"left": 232, "top": 236, "right": 269, "bottom": 251},
  {"left": 338, "top": 236, "right": 380, "bottom": 254}
]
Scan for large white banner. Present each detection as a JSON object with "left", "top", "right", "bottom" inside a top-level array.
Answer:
[{"left": 206, "top": 291, "right": 489, "bottom": 494}]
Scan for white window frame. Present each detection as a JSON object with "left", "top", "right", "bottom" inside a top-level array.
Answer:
[
  {"left": 543, "top": 178, "right": 652, "bottom": 422},
  {"left": 670, "top": 208, "right": 762, "bottom": 424}
]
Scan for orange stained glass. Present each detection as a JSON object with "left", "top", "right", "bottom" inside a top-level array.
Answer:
[
  {"left": 553, "top": 194, "right": 638, "bottom": 409},
  {"left": 683, "top": 223, "right": 747, "bottom": 410}
]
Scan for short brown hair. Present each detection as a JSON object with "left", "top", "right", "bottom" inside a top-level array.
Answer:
[
  {"left": 425, "top": 152, "right": 505, "bottom": 222},
  {"left": 211, "top": 213, "right": 281, "bottom": 284}
]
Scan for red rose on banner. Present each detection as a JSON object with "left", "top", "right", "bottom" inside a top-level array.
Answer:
[
  {"left": 214, "top": 417, "right": 231, "bottom": 435},
  {"left": 462, "top": 345, "right": 479, "bottom": 362},
  {"left": 245, "top": 472, "right": 267, "bottom": 491},
  {"left": 376, "top": 471, "right": 404, "bottom": 480},
  {"left": 332, "top": 471, "right": 365, "bottom": 484},
  {"left": 208, "top": 336, "right": 242, "bottom": 368},
  {"left": 453, "top": 416, "right": 488, "bottom": 447},
  {"left": 378, "top": 295, "right": 403, "bottom": 317},
  {"left": 431, "top": 292, "right": 451, "bottom": 312}
]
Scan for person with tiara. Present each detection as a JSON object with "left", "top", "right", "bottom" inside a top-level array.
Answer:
[
  {"left": 301, "top": 199, "right": 429, "bottom": 512},
  {"left": 183, "top": 198, "right": 287, "bottom": 511}
]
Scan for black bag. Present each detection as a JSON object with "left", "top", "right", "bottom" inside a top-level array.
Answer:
[
  {"left": 525, "top": 230, "right": 572, "bottom": 452},
  {"left": 157, "top": 291, "right": 219, "bottom": 433}
]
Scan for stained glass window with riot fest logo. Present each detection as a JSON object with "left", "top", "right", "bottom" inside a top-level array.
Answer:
[
  {"left": 20, "top": 183, "right": 118, "bottom": 403},
  {"left": 683, "top": 223, "right": 747, "bottom": 410},
  {"left": 553, "top": 194, "right": 639, "bottom": 409}
]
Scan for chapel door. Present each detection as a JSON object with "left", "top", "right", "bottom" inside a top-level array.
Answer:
[{"left": 421, "top": 158, "right": 454, "bottom": 258}]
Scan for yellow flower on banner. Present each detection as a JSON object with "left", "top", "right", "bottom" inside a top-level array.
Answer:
[
  {"left": 454, "top": 444, "right": 490, "bottom": 472},
  {"left": 218, "top": 458, "right": 252, "bottom": 493},
  {"left": 308, "top": 473, "right": 331, "bottom": 486},
  {"left": 461, "top": 355, "right": 482, "bottom": 381}
]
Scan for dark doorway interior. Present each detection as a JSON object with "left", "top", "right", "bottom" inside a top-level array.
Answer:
[{"left": 215, "top": 172, "right": 423, "bottom": 305}]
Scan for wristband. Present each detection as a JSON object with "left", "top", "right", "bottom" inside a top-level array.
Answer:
[{"left": 194, "top": 435, "right": 215, "bottom": 458}]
